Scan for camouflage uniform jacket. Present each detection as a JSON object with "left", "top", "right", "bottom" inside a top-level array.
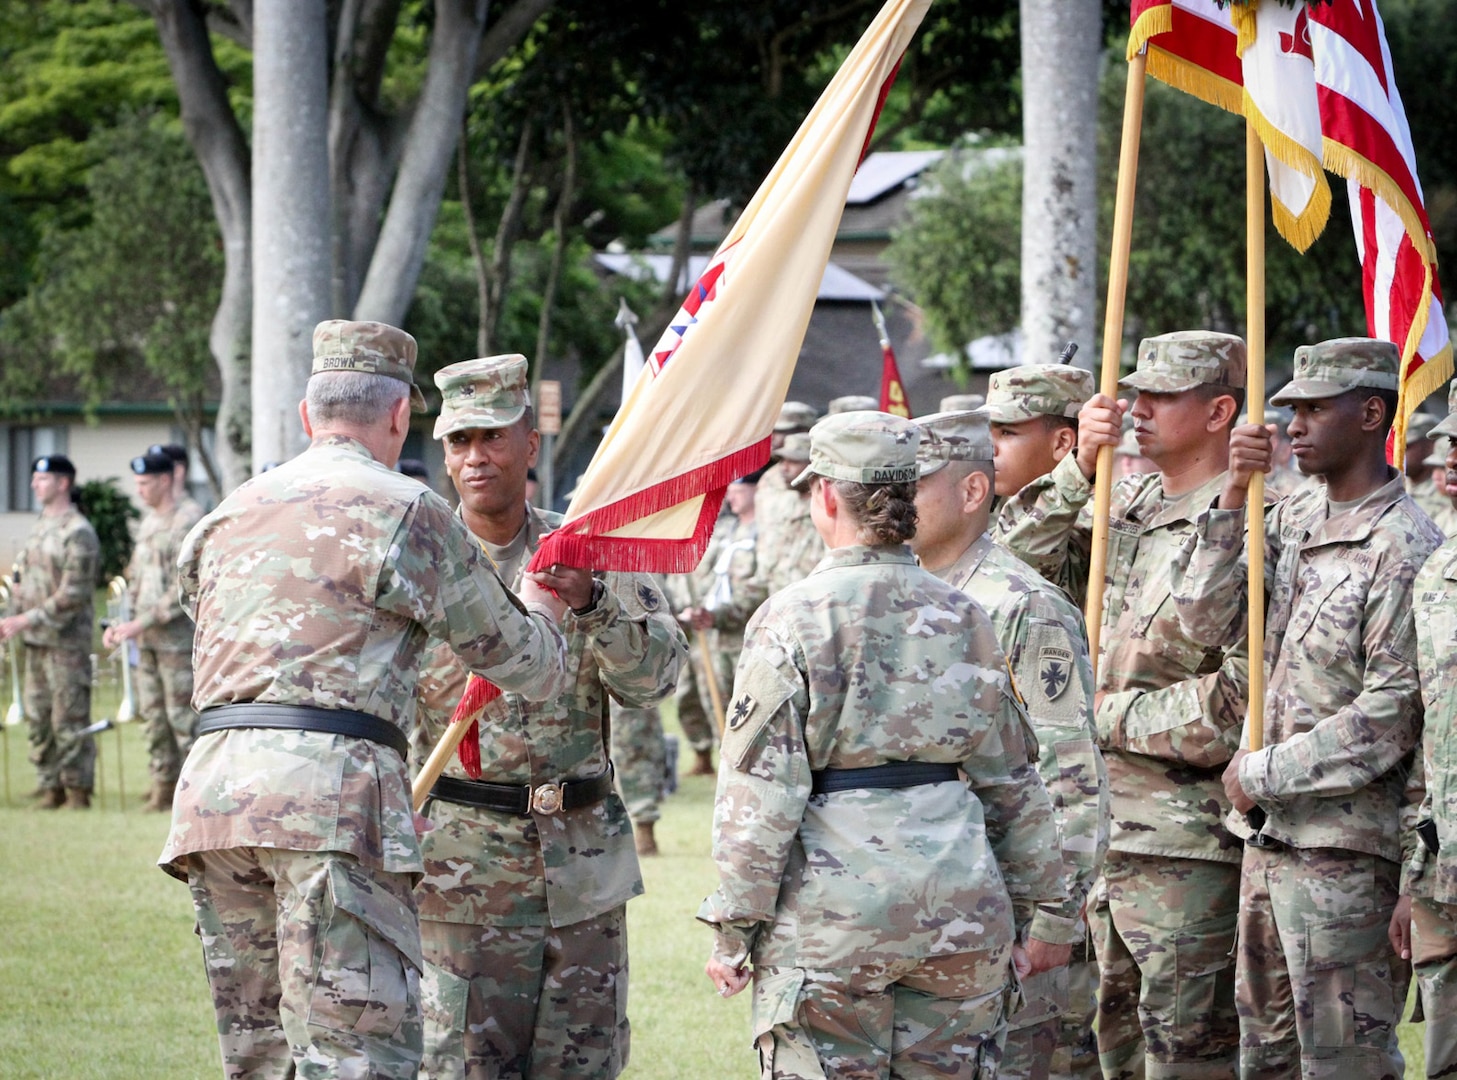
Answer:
[
  {"left": 932, "top": 534, "right": 1110, "bottom": 947},
  {"left": 412, "top": 505, "right": 685, "bottom": 929},
  {"left": 1410, "top": 475, "right": 1457, "bottom": 538},
  {"left": 753, "top": 492, "right": 826, "bottom": 598},
  {"left": 1172, "top": 474, "right": 1441, "bottom": 862},
  {"left": 701, "top": 514, "right": 764, "bottom": 642},
  {"left": 125, "top": 498, "right": 203, "bottom": 652},
  {"left": 13, "top": 506, "right": 99, "bottom": 651},
  {"left": 699, "top": 545, "right": 1066, "bottom": 970},
  {"left": 994, "top": 453, "right": 1248, "bottom": 865},
  {"left": 1407, "top": 537, "right": 1457, "bottom": 901},
  {"left": 159, "top": 435, "right": 568, "bottom": 881}
]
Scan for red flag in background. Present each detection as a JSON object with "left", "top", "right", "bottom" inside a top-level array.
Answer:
[
  {"left": 872, "top": 299, "right": 911, "bottom": 417},
  {"left": 446, "top": 0, "right": 933, "bottom": 765}
]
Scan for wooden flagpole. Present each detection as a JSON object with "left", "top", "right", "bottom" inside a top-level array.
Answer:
[
  {"left": 413, "top": 720, "right": 473, "bottom": 811},
  {"left": 1086, "top": 51, "right": 1147, "bottom": 674},
  {"left": 1245, "top": 121, "right": 1267, "bottom": 757}
]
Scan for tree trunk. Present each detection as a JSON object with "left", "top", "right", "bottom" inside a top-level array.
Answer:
[
  {"left": 149, "top": 0, "right": 254, "bottom": 492},
  {"left": 483, "top": 121, "right": 535, "bottom": 354},
  {"left": 1019, "top": 0, "right": 1100, "bottom": 369},
  {"left": 457, "top": 127, "right": 492, "bottom": 357},
  {"left": 352, "top": 0, "right": 491, "bottom": 324},
  {"left": 532, "top": 101, "right": 576, "bottom": 394},
  {"left": 252, "top": 0, "right": 332, "bottom": 468}
]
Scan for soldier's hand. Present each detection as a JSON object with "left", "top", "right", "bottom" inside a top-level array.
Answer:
[
  {"left": 1220, "top": 424, "right": 1276, "bottom": 508},
  {"left": 531, "top": 563, "right": 596, "bottom": 612},
  {"left": 102, "top": 619, "right": 143, "bottom": 649},
  {"left": 0, "top": 613, "right": 28, "bottom": 642},
  {"left": 1223, "top": 748, "right": 1255, "bottom": 814},
  {"left": 705, "top": 957, "right": 751, "bottom": 999},
  {"left": 1389, "top": 894, "right": 1413, "bottom": 960},
  {"left": 519, "top": 574, "right": 570, "bottom": 621},
  {"left": 688, "top": 607, "right": 715, "bottom": 631},
  {"left": 1024, "top": 937, "right": 1073, "bottom": 975},
  {"left": 1074, "top": 395, "right": 1128, "bottom": 481},
  {"left": 1011, "top": 944, "right": 1033, "bottom": 980}
]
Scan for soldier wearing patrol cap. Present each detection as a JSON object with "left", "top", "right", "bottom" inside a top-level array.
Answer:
[
  {"left": 981, "top": 364, "right": 1094, "bottom": 504},
  {"left": 754, "top": 400, "right": 819, "bottom": 531},
  {"left": 1405, "top": 379, "right": 1457, "bottom": 1077},
  {"left": 998, "top": 330, "right": 1252, "bottom": 1079},
  {"left": 0, "top": 454, "right": 100, "bottom": 809},
  {"left": 1406, "top": 410, "right": 1452, "bottom": 527},
  {"left": 912, "top": 410, "right": 1109, "bottom": 1080},
  {"left": 939, "top": 393, "right": 986, "bottom": 412},
  {"left": 159, "top": 321, "right": 572, "bottom": 1079},
  {"left": 826, "top": 394, "right": 879, "bottom": 415},
  {"left": 411, "top": 353, "right": 685, "bottom": 1079},
  {"left": 702, "top": 410, "right": 1066, "bottom": 1078},
  {"left": 750, "top": 431, "right": 826, "bottom": 599},
  {"left": 102, "top": 450, "right": 203, "bottom": 811},
  {"left": 1170, "top": 336, "right": 1441, "bottom": 1077},
  {"left": 1419, "top": 429, "right": 1457, "bottom": 537}
]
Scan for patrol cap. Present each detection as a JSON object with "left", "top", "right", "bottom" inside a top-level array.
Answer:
[
  {"left": 793, "top": 410, "right": 920, "bottom": 489},
  {"left": 774, "top": 401, "right": 818, "bottom": 433},
  {"left": 1424, "top": 436, "right": 1451, "bottom": 468},
  {"left": 778, "top": 432, "right": 813, "bottom": 464},
  {"left": 32, "top": 454, "right": 75, "bottom": 477},
  {"left": 827, "top": 395, "right": 879, "bottom": 415},
  {"left": 1114, "top": 428, "right": 1144, "bottom": 458},
  {"left": 1120, "top": 331, "right": 1247, "bottom": 393},
  {"left": 981, "top": 364, "right": 1095, "bottom": 423},
  {"left": 311, "top": 319, "right": 426, "bottom": 414},
  {"left": 1407, "top": 411, "right": 1440, "bottom": 444},
  {"left": 1429, "top": 381, "right": 1457, "bottom": 439},
  {"left": 915, "top": 411, "right": 994, "bottom": 477},
  {"left": 148, "top": 443, "right": 189, "bottom": 468},
  {"left": 433, "top": 355, "right": 531, "bottom": 439},
  {"left": 130, "top": 451, "right": 173, "bottom": 476},
  {"left": 1270, "top": 337, "right": 1399, "bottom": 405},
  {"left": 939, "top": 393, "right": 985, "bottom": 412}
]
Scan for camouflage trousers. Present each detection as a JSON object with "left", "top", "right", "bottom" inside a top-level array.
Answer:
[
  {"left": 1001, "top": 940, "right": 1099, "bottom": 1080},
  {"left": 1236, "top": 844, "right": 1407, "bottom": 1079},
  {"left": 609, "top": 702, "right": 666, "bottom": 825},
  {"left": 186, "top": 846, "right": 423, "bottom": 1080},
  {"left": 136, "top": 645, "right": 197, "bottom": 783},
  {"left": 674, "top": 639, "right": 718, "bottom": 752},
  {"left": 1412, "top": 896, "right": 1457, "bottom": 1079},
  {"left": 420, "top": 906, "right": 629, "bottom": 1080},
  {"left": 750, "top": 950, "right": 1015, "bottom": 1080},
  {"left": 1093, "top": 852, "right": 1240, "bottom": 1080},
  {"left": 23, "top": 644, "right": 94, "bottom": 791}
]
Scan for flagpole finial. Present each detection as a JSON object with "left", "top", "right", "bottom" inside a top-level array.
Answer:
[{"left": 615, "top": 297, "right": 639, "bottom": 332}]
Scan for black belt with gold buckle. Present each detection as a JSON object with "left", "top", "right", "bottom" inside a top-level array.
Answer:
[{"left": 430, "top": 765, "right": 615, "bottom": 817}]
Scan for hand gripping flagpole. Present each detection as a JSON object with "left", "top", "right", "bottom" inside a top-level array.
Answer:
[
  {"left": 1244, "top": 120, "right": 1271, "bottom": 838},
  {"left": 1086, "top": 49, "right": 1147, "bottom": 676}
]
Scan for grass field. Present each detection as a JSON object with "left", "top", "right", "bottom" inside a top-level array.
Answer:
[{"left": 0, "top": 670, "right": 1428, "bottom": 1077}]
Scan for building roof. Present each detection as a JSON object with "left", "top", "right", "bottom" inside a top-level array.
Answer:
[
  {"left": 594, "top": 253, "right": 885, "bottom": 302},
  {"left": 845, "top": 150, "right": 945, "bottom": 205}
]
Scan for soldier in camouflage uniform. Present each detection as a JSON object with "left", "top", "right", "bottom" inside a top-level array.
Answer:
[
  {"left": 995, "top": 331, "right": 1251, "bottom": 1079},
  {"left": 1406, "top": 413, "right": 1455, "bottom": 530},
  {"left": 1405, "top": 381, "right": 1457, "bottom": 1078},
  {"left": 752, "top": 433, "right": 826, "bottom": 599},
  {"left": 701, "top": 411, "right": 1067, "bottom": 1079},
  {"left": 981, "top": 365, "right": 1092, "bottom": 507},
  {"left": 102, "top": 450, "right": 204, "bottom": 811},
  {"left": 159, "top": 322, "right": 570, "bottom": 1080},
  {"left": 754, "top": 401, "right": 818, "bottom": 548},
  {"left": 149, "top": 441, "right": 207, "bottom": 521},
  {"left": 912, "top": 410, "right": 1110, "bottom": 1080},
  {"left": 1420, "top": 436, "right": 1457, "bottom": 537},
  {"left": 608, "top": 699, "right": 669, "bottom": 856},
  {"left": 412, "top": 354, "right": 685, "bottom": 1080},
  {"left": 0, "top": 454, "right": 100, "bottom": 809},
  {"left": 1171, "top": 338, "right": 1438, "bottom": 1078}
]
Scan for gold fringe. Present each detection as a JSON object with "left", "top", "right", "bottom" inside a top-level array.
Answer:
[
  {"left": 1146, "top": 48, "right": 1244, "bottom": 114},
  {"left": 1322, "top": 139, "right": 1440, "bottom": 266},
  {"left": 1394, "top": 338, "right": 1453, "bottom": 468},
  {"left": 1231, "top": 1, "right": 1259, "bottom": 59},
  {"left": 1128, "top": 6, "right": 1173, "bottom": 62},
  {"left": 1270, "top": 183, "right": 1331, "bottom": 253},
  {"left": 1243, "top": 89, "right": 1331, "bottom": 251}
]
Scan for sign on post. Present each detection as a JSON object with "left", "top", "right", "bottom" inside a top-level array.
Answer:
[{"left": 537, "top": 381, "right": 562, "bottom": 435}]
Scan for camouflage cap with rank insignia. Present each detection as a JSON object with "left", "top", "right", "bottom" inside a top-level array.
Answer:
[
  {"left": 981, "top": 364, "right": 1095, "bottom": 423},
  {"left": 1270, "top": 336, "right": 1399, "bottom": 405},
  {"left": 778, "top": 432, "right": 813, "bottom": 464},
  {"left": 793, "top": 410, "right": 920, "bottom": 488},
  {"left": 914, "top": 411, "right": 994, "bottom": 477},
  {"left": 1428, "top": 380, "right": 1457, "bottom": 439},
  {"left": 774, "top": 401, "right": 819, "bottom": 433},
  {"left": 432, "top": 354, "right": 532, "bottom": 439},
  {"left": 827, "top": 395, "right": 879, "bottom": 415},
  {"left": 311, "top": 319, "right": 427, "bottom": 413},
  {"left": 1120, "top": 330, "right": 1247, "bottom": 394}
]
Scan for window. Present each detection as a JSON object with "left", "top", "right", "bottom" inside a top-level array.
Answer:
[{"left": 5, "top": 426, "right": 69, "bottom": 511}]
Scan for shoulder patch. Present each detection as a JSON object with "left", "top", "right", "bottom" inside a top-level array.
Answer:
[
  {"left": 1036, "top": 644, "right": 1074, "bottom": 702},
  {"left": 636, "top": 582, "right": 661, "bottom": 612},
  {"left": 727, "top": 691, "right": 756, "bottom": 730},
  {"left": 720, "top": 652, "right": 799, "bottom": 772}
]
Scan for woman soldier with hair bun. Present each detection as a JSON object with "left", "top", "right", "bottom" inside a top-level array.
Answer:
[{"left": 699, "top": 410, "right": 1067, "bottom": 1079}]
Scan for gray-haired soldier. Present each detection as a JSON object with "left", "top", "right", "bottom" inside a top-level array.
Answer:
[
  {"left": 159, "top": 321, "right": 571, "bottom": 1079},
  {"left": 914, "top": 410, "right": 1109, "bottom": 1080},
  {"left": 702, "top": 411, "right": 1066, "bottom": 1077}
]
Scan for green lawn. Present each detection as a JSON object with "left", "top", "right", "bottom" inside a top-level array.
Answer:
[{"left": 0, "top": 671, "right": 1427, "bottom": 1077}]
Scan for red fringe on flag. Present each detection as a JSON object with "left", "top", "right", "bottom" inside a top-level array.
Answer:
[{"left": 448, "top": 675, "right": 502, "bottom": 778}]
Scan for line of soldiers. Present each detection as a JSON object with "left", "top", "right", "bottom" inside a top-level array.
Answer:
[{"left": 699, "top": 332, "right": 1457, "bottom": 1080}]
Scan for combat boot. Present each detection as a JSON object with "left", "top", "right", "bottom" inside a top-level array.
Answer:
[
  {"left": 63, "top": 787, "right": 91, "bottom": 810},
  {"left": 689, "top": 748, "right": 715, "bottom": 776},
  {"left": 146, "top": 781, "right": 175, "bottom": 812},
  {"left": 33, "top": 787, "right": 64, "bottom": 810},
  {"left": 633, "top": 821, "right": 659, "bottom": 857},
  {"left": 140, "top": 782, "right": 158, "bottom": 808}
]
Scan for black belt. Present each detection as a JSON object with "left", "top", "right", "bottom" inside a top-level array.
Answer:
[
  {"left": 810, "top": 762, "right": 962, "bottom": 796},
  {"left": 197, "top": 703, "right": 409, "bottom": 760},
  {"left": 1419, "top": 819, "right": 1441, "bottom": 856},
  {"left": 430, "top": 766, "right": 615, "bottom": 817}
]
